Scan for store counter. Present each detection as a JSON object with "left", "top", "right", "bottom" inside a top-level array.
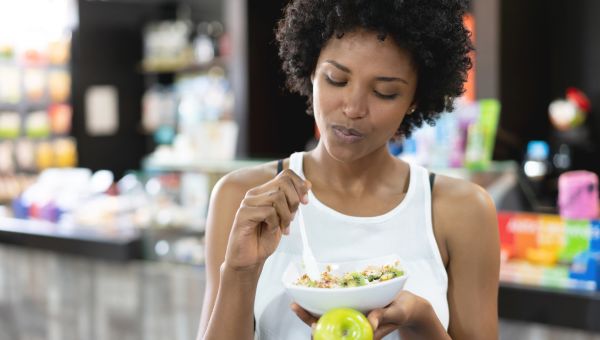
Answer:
[
  {"left": 499, "top": 281, "right": 600, "bottom": 332},
  {"left": 0, "top": 217, "right": 142, "bottom": 261},
  {"left": 1, "top": 217, "right": 599, "bottom": 333}
]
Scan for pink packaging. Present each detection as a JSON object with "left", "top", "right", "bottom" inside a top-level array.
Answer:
[{"left": 558, "top": 170, "right": 599, "bottom": 219}]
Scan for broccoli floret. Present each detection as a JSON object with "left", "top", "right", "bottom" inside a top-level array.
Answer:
[
  {"left": 390, "top": 268, "right": 404, "bottom": 277},
  {"left": 365, "top": 270, "right": 383, "bottom": 282},
  {"left": 380, "top": 272, "right": 395, "bottom": 281}
]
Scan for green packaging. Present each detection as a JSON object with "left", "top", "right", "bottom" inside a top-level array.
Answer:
[
  {"left": 541, "top": 265, "right": 569, "bottom": 288},
  {"left": 465, "top": 99, "right": 501, "bottom": 171},
  {"left": 558, "top": 219, "right": 591, "bottom": 263}
]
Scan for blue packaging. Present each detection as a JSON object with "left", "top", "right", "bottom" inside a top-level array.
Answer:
[
  {"left": 591, "top": 220, "right": 600, "bottom": 252},
  {"left": 11, "top": 196, "right": 29, "bottom": 219},
  {"left": 569, "top": 251, "right": 600, "bottom": 291}
]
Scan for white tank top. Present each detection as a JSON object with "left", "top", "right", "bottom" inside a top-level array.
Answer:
[{"left": 254, "top": 152, "right": 449, "bottom": 339}]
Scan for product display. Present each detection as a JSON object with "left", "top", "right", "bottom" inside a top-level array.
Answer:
[
  {"left": 0, "top": 65, "right": 21, "bottom": 103},
  {"left": 558, "top": 170, "right": 599, "bottom": 220},
  {"left": 0, "top": 7, "right": 75, "bottom": 182},
  {"left": 0, "top": 111, "right": 20, "bottom": 139},
  {"left": 498, "top": 211, "right": 600, "bottom": 291},
  {"left": 398, "top": 98, "right": 499, "bottom": 170},
  {"left": 48, "top": 70, "right": 71, "bottom": 103}
]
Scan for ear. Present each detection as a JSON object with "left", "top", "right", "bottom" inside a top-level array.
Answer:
[
  {"left": 410, "top": 99, "right": 418, "bottom": 109},
  {"left": 407, "top": 100, "right": 418, "bottom": 114}
]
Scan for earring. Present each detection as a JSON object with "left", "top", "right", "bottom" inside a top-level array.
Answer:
[{"left": 407, "top": 107, "right": 416, "bottom": 115}]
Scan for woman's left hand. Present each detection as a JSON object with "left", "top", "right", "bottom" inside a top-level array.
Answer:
[
  {"left": 290, "top": 291, "right": 428, "bottom": 340},
  {"left": 365, "top": 291, "right": 425, "bottom": 339}
]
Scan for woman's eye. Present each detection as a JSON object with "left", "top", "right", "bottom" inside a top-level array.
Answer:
[
  {"left": 324, "top": 75, "right": 346, "bottom": 86},
  {"left": 373, "top": 91, "right": 398, "bottom": 100}
]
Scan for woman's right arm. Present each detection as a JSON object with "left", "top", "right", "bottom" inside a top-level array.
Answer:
[
  {"left": 197, "top": 166, "right": 310, "bottom": 340},
  {"left": 197, "top": 172, "right": 252, "bottom": 339}
]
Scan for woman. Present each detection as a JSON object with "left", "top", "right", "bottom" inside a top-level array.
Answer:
[{"left": 199, "top": 0, "right": 499, "bottom": 339}]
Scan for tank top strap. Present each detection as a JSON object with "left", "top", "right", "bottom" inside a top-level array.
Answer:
[{"left": 288, "top": 152, "right": 305, "bottom": 179}]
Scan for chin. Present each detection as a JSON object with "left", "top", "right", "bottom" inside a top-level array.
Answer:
[
  {"left": 322, "top": 139, "right": 393, "bottom": 164},
  {"left": 321, "top": 139, "right": 368, "bottom": 162}
]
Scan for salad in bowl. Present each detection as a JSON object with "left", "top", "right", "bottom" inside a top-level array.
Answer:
[{"left": 282, "top": 254, "right": 408, "bottom": 315}]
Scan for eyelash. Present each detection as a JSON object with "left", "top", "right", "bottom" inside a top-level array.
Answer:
[
  {"left": 324, "top": 75, "right": 398, "bottom": 100},
  {"left": 324, "top": 75, "right": 346, "bottom": 87},
  {"left": 374, "top": 92, "right": 398, "bottom": 100}
]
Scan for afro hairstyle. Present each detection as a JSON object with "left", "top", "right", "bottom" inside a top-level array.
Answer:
[{"left": 275, "top": 0, "right": 474, "bottom": 137}]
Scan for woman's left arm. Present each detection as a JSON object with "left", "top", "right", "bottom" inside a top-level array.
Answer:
[
  {"left": 438, "top": 180, "right": 500, "bottom": 339},
  {"left": 368, "top": 180, "right": 500, "bottom": 340}
]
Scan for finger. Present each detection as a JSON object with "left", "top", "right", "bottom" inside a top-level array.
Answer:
[
  {"left": 236, "top": 205, "right": 280, "bottom": 235},
  {"left": 264, "top": 174, "right": 307, "bottom": 230},
  {"left": 290, "top": 303, "right": 318, "bottom": 326},
  {"left": 267, "top": 189, "right": 293, "bottom": 232},
  {"left": 262, "top": 168, "right": 312, "bottom": 208},
  {"left": 373, "top": 323, "right": 398, "bottom": 340},
  {"left": 248, "top": 168, "right": 309, "bottom": 198},
  {"left": 277, "top": 169, "right": 311, "bottom": 204},
  {"left": 277, "top": 177, "right": 303, "bottom": 217},
  {"left": 260, "top": 205, "right": 282, "bottom": 235},
  {"left": 246, "top": 171, "right": 308, "bottom": 218},
  {"left": 367, "top": 308, "right": 385, "bottom": 331},
  {"left": 242, "top": 191, "right": 292, "bottom": 233},
  {"left": 264, "top": 173, "right": 304, "bottom": 221}
]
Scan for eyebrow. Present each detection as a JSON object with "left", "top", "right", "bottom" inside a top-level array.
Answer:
[
  {"left": 375, "top": 76, "right": 408, "bottom": 85},
  {"left": 325, "top": 59, "right": 409, "bottom": 85},
  {"left": 325, "top": 60, "right": 351, "bottom": 73}
]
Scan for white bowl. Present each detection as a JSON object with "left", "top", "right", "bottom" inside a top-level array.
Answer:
[{"left": 282, "top": 254, "right": 408, "bottom": 315}]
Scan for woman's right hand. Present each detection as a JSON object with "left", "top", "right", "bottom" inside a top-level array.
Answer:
[{"left": 223, "top": 169, "right": 311, "bottom": 273}]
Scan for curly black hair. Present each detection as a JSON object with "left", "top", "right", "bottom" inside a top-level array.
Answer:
[{"left": 275, "top": 0, "right": 473, "bottom": 137}]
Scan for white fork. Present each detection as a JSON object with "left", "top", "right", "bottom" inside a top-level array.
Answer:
[{"left": 296, "top": 204, "right": 320, "bottom": 281}]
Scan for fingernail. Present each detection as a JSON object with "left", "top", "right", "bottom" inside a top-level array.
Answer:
[
  {"left": 302, "top": 194, "right": 308, "bottom": 204},
  {"left": 284, "top": 227, "right": 290, "bottom": 235},
  {"left": 291, "top": 212, "right": 297, "bottom": 221}
]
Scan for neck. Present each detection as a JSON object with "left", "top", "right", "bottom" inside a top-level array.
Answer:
[{"left": 305, "top": 142, "right": 405, "bottom": 195}]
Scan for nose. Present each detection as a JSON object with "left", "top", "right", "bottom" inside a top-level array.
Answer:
[{"left": 342, "top": 85, "right": 368, "bottom": 119}]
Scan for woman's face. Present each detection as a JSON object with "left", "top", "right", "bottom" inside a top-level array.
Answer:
[{"left": 312, "top": 29, "right": 417, "bottom": 162}]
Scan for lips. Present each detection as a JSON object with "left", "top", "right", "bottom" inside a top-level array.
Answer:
[{"left": 331, "top": 125, "right": 365, "bottom": 143}]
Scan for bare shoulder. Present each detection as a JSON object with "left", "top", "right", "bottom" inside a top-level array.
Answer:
[
  {"left": 432, "top": 174, "right": 499, "bottom": 251},
  {"left": 204, "top": 160, "right": 282, "bottom": 258},
  {"left": 213, "top": 160, "right": 281, "bottom": 199},
  {"left": 205, "top": 160, "right": 281, "bottom": 237}
]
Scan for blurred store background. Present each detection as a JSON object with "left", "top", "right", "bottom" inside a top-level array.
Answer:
[{"left": 0, "top": 0, "right": 600, "bottom": 339}]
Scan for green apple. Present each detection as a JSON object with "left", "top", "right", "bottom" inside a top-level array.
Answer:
[{"left": 313, "top": 308, "right": 373, "bottom": 340}]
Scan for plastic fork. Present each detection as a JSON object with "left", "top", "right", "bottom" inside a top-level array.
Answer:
[{"left": 296, "top": 204, "right": 320, "bottom": 281}]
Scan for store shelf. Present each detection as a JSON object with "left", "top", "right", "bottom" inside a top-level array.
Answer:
[
  {"left": 142, "top": 156, "right": 268, "bottom": 174},
  {"left": 0, "top": 103, "right": 20, "bottom": 110},
  {"left": 0, "top": 217, "right": 142, "bottom": 261},
  {"left": 139, "top": 57, "right": 227, "bottom": 75},
  {"left": 499, "top": 281, "right": 600, "bottom": 332},
  {"left": 431, "top": 161, "right": 519, "bottom": 209},
  {"left": 431, "top": 160, "right": 517, "bottom": 180}
]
